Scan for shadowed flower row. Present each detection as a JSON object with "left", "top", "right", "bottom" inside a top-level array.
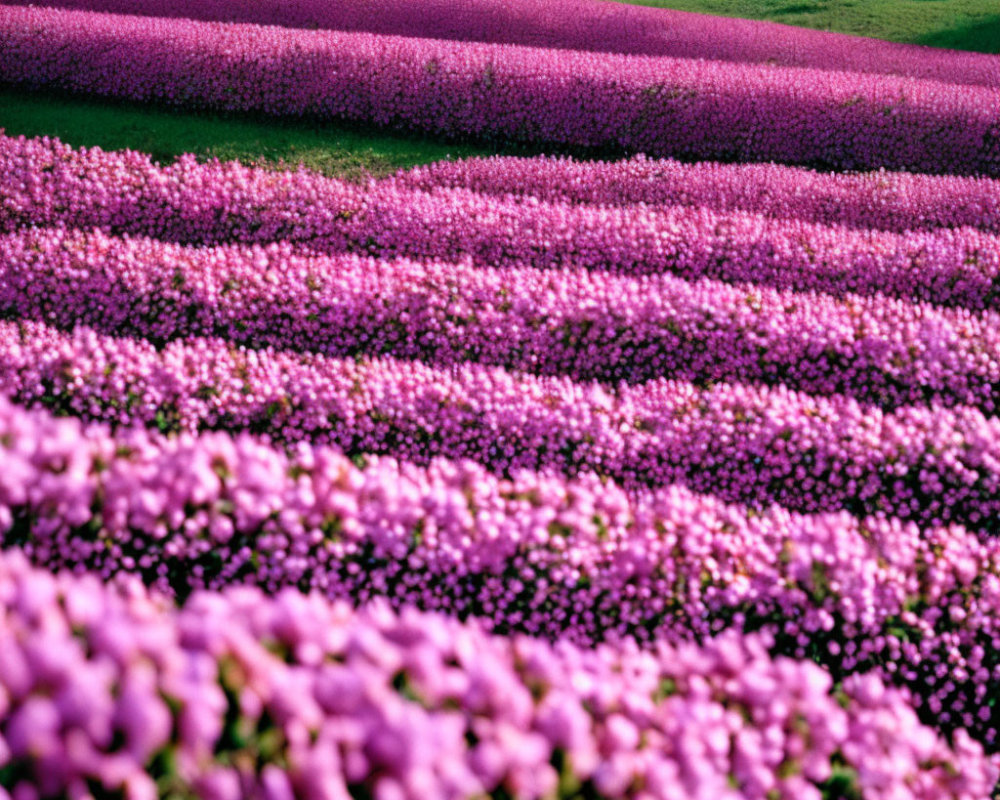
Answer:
[
  {"left": 9, "top": 0, "right": 1000, "bottom": 88},
  {"left": 1, "top": 5, "right": 998, "bottom": 174}
]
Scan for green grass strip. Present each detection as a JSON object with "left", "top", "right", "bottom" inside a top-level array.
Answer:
[
  {"left": 614, "top": 0, "right": 1000, "bottom": 53},
  {"left": 0, "top": 85, "right": 490, "bottom": 178}
]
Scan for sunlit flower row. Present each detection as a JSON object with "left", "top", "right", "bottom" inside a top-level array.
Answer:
[
  {"left": 6, "top": 397, "right": 1000, "bottom": 756},
  {"left": 6, "top": 137, "right": 1000, "bottom": 310},
  {"left": 394, "top": 152, "right": 1000, "bottom": 234},
  {"left": 4, "top": 228, "right": 1000, "bottom": 414}
]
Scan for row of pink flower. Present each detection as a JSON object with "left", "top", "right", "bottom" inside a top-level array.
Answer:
[
  {"left": 2, "top": 5, "right": 998, "bottom": 174},
  {"left": 0, "top": 134, "right": 364, "bottom": 244},
  {"left": 3, "top": 396, "right": 1000, "bottom": 777},
  {"left": 4, "top": 228, "right": 1000, "bottom": 413},
  {"left": 0, "top": 403, "right": 996, "bottom": 796},
  {"left": 11, "top": 0, "right": 1000, "bottom": 89},
  {"left": 0, "top": 546, "right": 992, "bottom": 800},
  {"left": 7, "top": 144, "right": 1000, "bottom": 311},
  {"left": 393, "top": 152, "right": 1000, "bottom": 234},
  {"left": 3, "top": 319, "right": 1000, "bottom": 533},
  {"left": 309, "top": 184, "right": 1000, "bottom": 309},
  {"left": 5, "top": 134, "right": 1000, "bottom": 248}
]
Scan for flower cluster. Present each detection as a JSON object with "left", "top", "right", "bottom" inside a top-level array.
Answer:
[
  {"left": 0, "top": 133, "right": 365, "bottom": 243},
  {"left": 17, "top": 0, "right": 1000, "bottom": 89},
  {"left": 5, "top": 396, "right": 1000, "bottom": 752},
  {"left": 1, "top": 5, "right": 998, "bottom": 173}
]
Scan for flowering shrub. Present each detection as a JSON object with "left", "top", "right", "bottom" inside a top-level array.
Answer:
[
  {"left": 394, "top": 152, "right": 1000, "bottom": 234},
  {"left": 1, "top": 546, "right": 995, "bottom": 799},
  {"left": 12, "top": 0, "right": 1000, "bottom": 89},
  {"left": 6, "top": 141, "right": 1000, "bottom": 310},
  {"left": 0, "top": 133, "right": 366, "bottom": 243},
  {"left": 4, "top": 397, "right": 1000, "bottom": 759},
  {"left": 1, "top": 5, "right": 999, "bottom": 173}
]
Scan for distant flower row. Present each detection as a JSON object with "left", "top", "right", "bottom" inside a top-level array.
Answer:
[
  {"left": 12, "top": 0, "right": 1000, "bottom": 89},
  {"left": 5, "top": 396, "right": 1000, "bottom": 760},
  {"left": 6, "top": 136, "right": 1000, "bottom": 311},
  {"left": 6, "top": 135, "right": 1000, "bottom": 240},
  {"left": 395, "top": 152, "right": 1000, "bottom": 234},
  {"left": 1, "top": 6, "right": 998, "bottom": 173}
]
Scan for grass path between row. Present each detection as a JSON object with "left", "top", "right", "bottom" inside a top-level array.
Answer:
[{"left": 0, "top": 86, "right": 490, "bottom": 179}]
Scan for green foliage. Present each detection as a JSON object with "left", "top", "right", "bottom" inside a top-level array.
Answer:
[{"left": 819, "top": 761, "right": 863, "bottom": 800}]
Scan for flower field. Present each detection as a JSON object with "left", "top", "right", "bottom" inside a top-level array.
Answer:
[{"left": 1, "top": 0, "right": 1000, "bottom": 798}]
